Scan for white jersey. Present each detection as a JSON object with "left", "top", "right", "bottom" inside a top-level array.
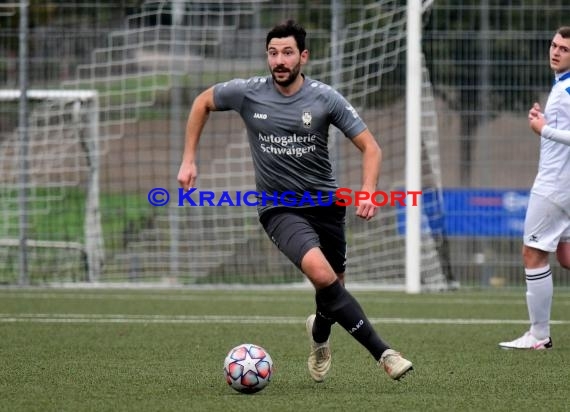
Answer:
[{"left": 532, "top": 70, "right": 570, "bottom": 208}]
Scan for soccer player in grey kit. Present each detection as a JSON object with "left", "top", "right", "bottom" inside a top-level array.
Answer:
[{"left": 177, "top": 20, "right": 413, "bottom": 382}]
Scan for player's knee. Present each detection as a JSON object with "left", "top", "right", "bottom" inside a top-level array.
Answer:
[
  {"left": 301, "top": 248, "right": 337, "bottom": 288},
  {"left": 556, "top": 254, "right": 570, "bottom": 269},
  {"left": 559, "top": 261, "right": 570, "bottom": 270},
  {"left": 522, "top": 245, "right": 549, "bottom": 268},
  {"left": 556, "top": 243, "right": 570, "bottom": 269},
  {"left": 309, "top": 273, "right": 337, "bottom": 289}
]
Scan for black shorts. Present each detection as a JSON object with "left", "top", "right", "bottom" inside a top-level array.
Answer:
[{"left": 259, "top": 205, "right": 347, "bottom": 274}]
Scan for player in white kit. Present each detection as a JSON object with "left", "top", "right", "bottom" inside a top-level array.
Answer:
[{"left": 499, "top": 26, "right": 570, "bottom": 350}]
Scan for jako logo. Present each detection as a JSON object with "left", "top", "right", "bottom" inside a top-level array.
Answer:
[
  {"left": 349, "top": 319, "right": 364, "bottom": 334},
  {"left": 253, "top": 113, "right": 268, "bottom": 119}
]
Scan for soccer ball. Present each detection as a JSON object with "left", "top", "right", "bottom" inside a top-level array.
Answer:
[{"left": 223, "top": 343, "right": 273, "bottom": 394}]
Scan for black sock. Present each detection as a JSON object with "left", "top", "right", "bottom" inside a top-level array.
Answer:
[
  {"left": 312, "top": 310, "right": 334, "bottom": 343},
  {"left": 316, "top": 280, "right": 390, "bottom": 360}
]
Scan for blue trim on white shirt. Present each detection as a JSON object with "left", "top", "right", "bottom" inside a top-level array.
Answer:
[{"left": 557, "top": 72, "right": 570, "bottom": 82}]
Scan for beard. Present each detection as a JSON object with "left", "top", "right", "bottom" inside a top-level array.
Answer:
[{"left": 271, "top": 62, "right": 301, "bottom": 87}]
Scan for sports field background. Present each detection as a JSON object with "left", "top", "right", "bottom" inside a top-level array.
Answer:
[
  {"left": 2, "top": 1, "right": 569, "bottom": 288},
  {"left": 1, "top": 287, "right": 569, "bottom": 411}
]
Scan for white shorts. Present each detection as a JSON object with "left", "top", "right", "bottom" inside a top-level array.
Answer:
[{"left": 524, "top": 192, "right": 570, "bottom": 252}]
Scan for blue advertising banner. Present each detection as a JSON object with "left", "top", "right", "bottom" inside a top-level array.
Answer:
[{"left": 397, "top": 188, "right": 529, "bottom": 237}]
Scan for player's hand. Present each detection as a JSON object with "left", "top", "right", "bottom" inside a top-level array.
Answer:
[
  {"left": 528, "top": 102, "right": 545, "bottom": 136},
  {"left": 355, "top": 198, "right": 378, "bottom": 221},
  {"left": 528, "top": 102, "right": 541, "bottom": 118},
  {"left": 177, "top": 161, "right": 198, "bottom": 191}
]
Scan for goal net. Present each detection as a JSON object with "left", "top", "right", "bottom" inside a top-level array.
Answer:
[
  {"left": 0, "top": 90, "right": 103, "bottom": 283},
  {"left": 1, "top": 0, "right": 453, "bottom": 291}
]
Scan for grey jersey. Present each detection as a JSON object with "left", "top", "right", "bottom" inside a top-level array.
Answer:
[{"left": 213, "top": 75, "right": 367, "bottom": 214}]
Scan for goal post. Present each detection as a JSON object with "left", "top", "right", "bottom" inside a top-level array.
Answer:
[
  {"left": 0, "top": 89, "right": 103, "bottom": 282},
  {"left": 406, "top": 0, "right": 423, "bottom": 294}
]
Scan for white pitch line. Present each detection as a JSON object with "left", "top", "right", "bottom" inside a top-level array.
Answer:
[
  {"left": 2, "top": 292, "right": 570, "bottom": 306},
  {"left": 0, "top": 314, "right": 569, "bottom": 325}
]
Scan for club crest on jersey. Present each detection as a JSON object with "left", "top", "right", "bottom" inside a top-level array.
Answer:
[{"left": 302, "top": 110, "right": 312, "bottom": 128}]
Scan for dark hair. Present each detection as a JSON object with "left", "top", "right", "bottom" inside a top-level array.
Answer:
[
  {"left": 556, "top": 26, "right": 570, "bottom": 38},
  {"left": 266, "top": 19, "right": 307, "bottom": 52}
]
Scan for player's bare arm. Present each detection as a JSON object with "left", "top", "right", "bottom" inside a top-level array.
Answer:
[
  {"left": 177, "top": 87, "right": 217, "bottom": 191},
  {"left": 350, "top": 129, "right": 382, "bottom": 221}
]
